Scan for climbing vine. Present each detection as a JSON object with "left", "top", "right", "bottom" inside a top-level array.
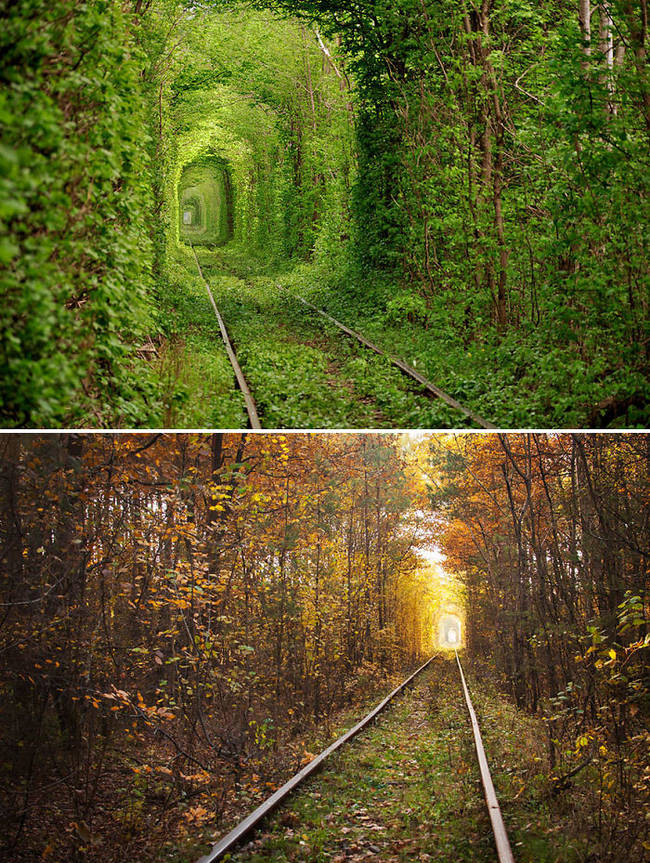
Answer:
[
  {"left": 0, "top": 0, "right": 160, "bottom": 426},
  {"left": 1, "top": 0, "right": 647, "bottom": 426}
]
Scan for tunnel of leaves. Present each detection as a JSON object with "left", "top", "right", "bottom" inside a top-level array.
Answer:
[
  {"left": 1, "top": 433, "right": 647, "bottom": 862},
  {"left": 162, "top": 7, "right": 352, "bottom": 280},
  {"left": 1, "top": 0, "right": 649, "bottom": 426},
  {"left": 178, "top": 157, "right": 234, "bottom": 247}
]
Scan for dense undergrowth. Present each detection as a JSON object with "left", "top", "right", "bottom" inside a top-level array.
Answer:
[
  {"left": 431, "top": 434, "right": 650, "bottom": 860},
  {"left": 159, "top": 242, "right": 642, "bottom": 428},
  {"left": 1, "top": 433, "right": 444, "bottom": 860},
  {"left": 204, "top": 660, "right": 642, "bottom": 863},
  {"left": 0, "top": 0, "right": 161, "bottom": 426},
  {"left": 160, "top": 247, "right": 469, "bottom": 428},
  {"left": 1, "top": 0, "right": 648, "bottom": 426},
  {"left": 1, "top": 433, "right": 647, "bottom": 860}
]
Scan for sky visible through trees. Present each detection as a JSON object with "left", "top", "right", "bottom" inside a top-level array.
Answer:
[{"left": 0, "top": 433, "right": 647, "bottom": 862}]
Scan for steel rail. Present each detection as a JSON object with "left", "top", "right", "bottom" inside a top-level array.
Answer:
[
  {"left": 191, "top": 246, "right": 261, "bottom": 429},
  {"left": 297, "top": 296, "right": 496, "bottom": 429},
  {"left": 196, "top": 655, "right": 437, "bottom": 863},
  {"left": 455, "top": 650, "right": 516, "bottom": 863}
]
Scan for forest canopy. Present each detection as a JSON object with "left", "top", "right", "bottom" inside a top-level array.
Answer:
[
  {"left": 0, "top": 432, "right": 647, "bottom": 861},
  {"left": 1, "top": 0, "right": 648, "bottom": 426}
]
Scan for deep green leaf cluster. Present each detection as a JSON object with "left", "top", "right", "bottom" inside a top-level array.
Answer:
[
  {"left": 0, "top": 0, "right": 159, "bottom": 426},
  {"left": 2, "top": 0, "right": 647, "bottom": 426}
]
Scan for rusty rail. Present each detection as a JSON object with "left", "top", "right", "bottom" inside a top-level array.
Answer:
[
  {"left": 196, "top": 655, "right": 437, "bottom": 863},
  {"left": 297, "top": 296, "right": 495, "bottom": 429},
  {"left": 455, "top": 649, "right": 515, "bottom": 863},
  {"left": 191, "top": 246, "right": 261, "bottom": 429}
]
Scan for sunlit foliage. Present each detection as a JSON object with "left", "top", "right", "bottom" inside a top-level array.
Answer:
[
  {"left": 1, "top": 0, "right": 647, "bottom": 425},
  {"left": 428, "top": 432, "right": 649, "bottom": 858},
  {"left": 0, "top": 432, "right": 435, "bottom": 859},
  {"left": 0, "top": 0, "right": 160, "bottom": 426}
]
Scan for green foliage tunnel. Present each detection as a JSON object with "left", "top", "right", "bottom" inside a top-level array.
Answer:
[{"left": 1, "top": 0, "right": 648, "bottom": 426}]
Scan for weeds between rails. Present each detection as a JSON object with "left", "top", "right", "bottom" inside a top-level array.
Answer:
[
  {"left": 190, "top": 250, "right": 496, "bottom": 430},
  {"left": 197, "top": 653, "right": 514, "bottom": 863}
]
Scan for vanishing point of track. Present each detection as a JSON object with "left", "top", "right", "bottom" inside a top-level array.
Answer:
[
  {"left": 196, "top": 651, "right": 515, "bottom": 863},
  {"left": 191, "top": 249, "right": 495, "bottom": 429}
]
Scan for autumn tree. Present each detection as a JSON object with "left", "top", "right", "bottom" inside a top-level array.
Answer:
[
  {"left": 0, "top": 432, "right": 435, "bottom": 861},
  {"left": 427, "top": 432, "right": 649, "bottom": 856}
]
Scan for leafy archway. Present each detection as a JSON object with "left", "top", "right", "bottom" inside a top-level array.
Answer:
[{"left": 178, "top": 155, "right": 234, "bottom": 246}]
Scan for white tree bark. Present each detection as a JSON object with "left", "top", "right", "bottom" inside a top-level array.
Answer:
[
  {"left": 578, "top": 0, "right": 592, "bottom": 60},
  {"left": 599, "top": 2, "right": 614, "bottom": 70}
]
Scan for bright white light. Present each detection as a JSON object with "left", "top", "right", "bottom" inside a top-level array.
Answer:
[
  {"left": 183, "top": 210, "right": 193, "bottom": 224},
  {"left": 439, "top": 614, "right": 462, "bottom": 648},
  {"left": 419, "top": 545, "right": 447, "bottom": 564}
]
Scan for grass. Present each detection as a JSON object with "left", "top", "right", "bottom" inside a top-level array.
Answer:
[
  {"left": 155, "top": 243, "right": 649, "bottom": 428},
  {"left": 156, "top": 335, "right": 245, "bottom": 427},
  {"left": 153, "top": 260, "right": 246, "bottom": 427},
  {"left": 158, "top": 247, "right": 474, "bottom": 429},
  {"left": 163, "top": 655, "right": 642, "bottom": 863},
  {"left": 321, "top": 296, "right": 650, "bottom": 430},
  {"left": 181, "top": 658, "right": 587, "bottom": 863}
]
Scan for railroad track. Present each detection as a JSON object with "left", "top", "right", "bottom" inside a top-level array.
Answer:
[
  {"left": 191, "top": 250, "right": 495, "bottom": 429},
  {"left": 191, "top": 246, "right": 261, "bottom": 429},
  {"left": 196, "top": 651, "right": 515, "bottom": 863},
  {"left": 296, "top": 297, "right": 495, "bottom": 429}
]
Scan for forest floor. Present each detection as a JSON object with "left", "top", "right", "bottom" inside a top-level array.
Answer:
[
  {"left": 156, "top": 247, "right": 487, "bottom": 429},
  {"left": 183, "top": 659, "right": 599, "bottom": 863},
  {"left": 155, "top": 244, "right": 649, "bottom": 429}
]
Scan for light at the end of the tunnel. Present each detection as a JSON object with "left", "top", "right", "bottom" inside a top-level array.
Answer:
[{"left": 439, "top": 613, "right": 462, "bottom": 649}]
